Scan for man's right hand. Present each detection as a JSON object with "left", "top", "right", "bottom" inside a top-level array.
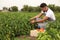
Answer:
[{"left": 30, "top": 20, "right": 35, "bottom": 24}]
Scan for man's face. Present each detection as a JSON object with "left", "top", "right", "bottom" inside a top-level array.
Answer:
[{"left": 41, "top": 6, "right": 48, "bottom": 12}]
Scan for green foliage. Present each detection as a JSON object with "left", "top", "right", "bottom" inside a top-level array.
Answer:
[
  {"left": 11, "top": 6, "right": 18, "bottom": 12},
  {"left": 0, "top": 12, "right": 60, "bottom": 40},
  {"left": 0, "top": 12, "right": 37, "bottom": 40},
  {"left": 38, "top": 28, "right": 60, "bottom": 40},
  {"left": 21, "top": 5, "right": 29, "bottom": 11},
  {"left": 48, "top": 4, "right": 60, "bottom": 12}
]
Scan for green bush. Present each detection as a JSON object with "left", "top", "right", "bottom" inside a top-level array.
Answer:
[
  {"left": 0, "top": 12, "right": 38, "bottom": 40},
  {"left": 38, "top": 24, "right": 60, "bottom": 40}
]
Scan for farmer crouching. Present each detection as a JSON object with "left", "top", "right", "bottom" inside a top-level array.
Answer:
[{"left": 30, "top": 3, "right": 56, "bottom": 32}]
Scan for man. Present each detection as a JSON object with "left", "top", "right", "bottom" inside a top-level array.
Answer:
[{"left": 30, "top": 3, "right": 56, "bottom": 32}]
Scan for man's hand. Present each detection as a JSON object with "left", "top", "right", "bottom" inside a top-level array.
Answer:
[{"left": 30, "top": 20, "right": 35, "bottom": 24}]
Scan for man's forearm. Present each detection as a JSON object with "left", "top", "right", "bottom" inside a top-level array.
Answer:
[
  {"left": 31, "top": 16, "right": 39, "bottom": 19},
  {"left": 35, "top": 19, "right": 44, "bottom": 23},
  {"left": 35, "top": 16, "right": 49, "bottom": 23},
  {"left": 30, "top": 13, "right": 43, "bottom": 20}
]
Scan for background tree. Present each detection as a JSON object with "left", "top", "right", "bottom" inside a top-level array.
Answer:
[
  {"left": 11, "top": 6, "right": 18, "bottom": 12},
  {"left": 21, "top": 5, "right": 41, "bottom": 12},
  {"left": 3, "top": 7, "right": 8, "bottom": 10},
  {"left": 21, "top": 5, "right": 60, "bottom": 12}
]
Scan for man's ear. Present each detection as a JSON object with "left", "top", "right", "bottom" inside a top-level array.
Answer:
[{"left": 43, "top": 16, "right": 49, "bottom": 21}]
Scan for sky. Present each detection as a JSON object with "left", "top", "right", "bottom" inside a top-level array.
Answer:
[{"left": 0, "top": 0, "right": 60, "bottom": 10}]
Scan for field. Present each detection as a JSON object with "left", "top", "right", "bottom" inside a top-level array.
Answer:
[{"left": 0, "top": 12, "right": 60, "bottom": 40}]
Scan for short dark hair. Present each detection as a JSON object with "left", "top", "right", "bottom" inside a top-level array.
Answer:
[{"left": 40, "top": 3, "right": 47, "bottom": 8}]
